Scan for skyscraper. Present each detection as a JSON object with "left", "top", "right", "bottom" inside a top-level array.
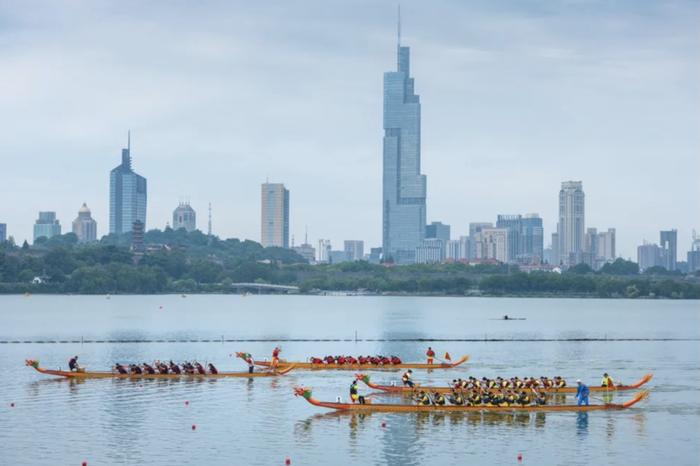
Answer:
[
  {"left": 496, "top": 215, "right": 522, "bottom": 263},
  {"left": 109, "top": 132, "right": 147, "bottom": 234},
  {"left": 72, "top": 203, "right": 97, "bottom": 243},
  {"left": 469, "top": 222, "right": 492, "bottom": 261},
  {"left": 172, "top": 202, "right": 197, "bottom": 232},
  {"left": 382, "top": 17, "right": 426, "bottom": 264},
  {"left": 521, "top": 214, "right": 544, "bottom": 264},
  {"left": 261, "top": 182, "right": 289, "bottom": 248},
  {"left": 344, "top": 240, "right": 365, "bottom": 262},
  {"left": 557, "top": 181, "right": 585, "bottom": 265},
  {"left": 660, "top": 229, "right": 677, "bottom": 271},
  {"left": 33, "top": 211, "right": 61, "bottom": 242}
]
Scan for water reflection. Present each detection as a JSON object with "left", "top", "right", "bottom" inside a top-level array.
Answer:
[{"left": 576, "top": 412, "right": 589, "bottom": 437}]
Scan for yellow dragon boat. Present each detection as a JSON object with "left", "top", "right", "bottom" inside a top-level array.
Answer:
[
  {"left": 25, "top": 359, "right": 295, "bottom": 379},
  {"left": 246, "top": 353, "right": 469, "bottom": 371},
  {"left": 294, "top": 387, "right": 649, "bottom": 413},
  {"left": 356, "top": 373, "right": 654, "bottom": 395}
]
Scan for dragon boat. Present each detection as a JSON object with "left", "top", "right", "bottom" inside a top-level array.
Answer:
[
  {"left": 25, "top": 359, "right": 295, "bottom": 379},
  {"left": 243, "top": 353, "right": 469, "bottom": 371},
  {"left": 293, "top": 387, "right": 649, "bottom": 413},
  {"left": 356, "top": 373, "right": 654, "bottom": 395}
]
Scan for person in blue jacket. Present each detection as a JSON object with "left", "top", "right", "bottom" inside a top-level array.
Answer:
[{"left": 575, "top": 379, "right": 590, "bottom": 406}]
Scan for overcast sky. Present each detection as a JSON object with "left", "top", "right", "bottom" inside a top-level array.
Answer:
[{"left": 1, "top": 0, "right": 698, "bottom": 259}]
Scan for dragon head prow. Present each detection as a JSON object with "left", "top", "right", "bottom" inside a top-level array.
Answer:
[
  {"left": 25, "top": 359, "right": 39, "bottom": 368},
  {"left": 293, "top": 387, "right": 313, "bottom": 400}
]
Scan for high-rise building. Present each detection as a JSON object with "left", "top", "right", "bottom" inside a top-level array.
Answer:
[
  {"left": 584, "top": 228, "right": 598, "bottom": 257},
  {"left": 520, "top": 214, "right": 544, "bottom": 264},
  {"left": 110, "top": 133, "right": 147, "bottom": 234},
  {"left": 172, "top": 202, "right": 197, "bottom": 232},
  {"left": 0, "top": 223, "right": 6, "bottom": 242},
  {"left": 557, "top": 181, "right": 585, "bottom": 265},
  {"left": 474, "top": 228, "right": 508, "bottom": 263},
  {"left": 382, "top": 21, "right": 426, "bottom": 264},
  {"left": 416, "top": 238, "right": 444, "bottom": 264},
  {"left": 597, "top": 228, "right": 616, "bottom": 262},
  {"left": 496, "top": 215, "right": 521, "bottom": 263},
  {"left": 368, "top": 247, "right": 383, "bottom": 264},
  {"left": 469, "top": 223, "right": 493, "bottom": 260},
  {"left": 329, "top": 250, "right": 349, "bottom": 264},
  {"left": 260, "top": 182, "right": 289, "bottom": 248},
  {"left": 425, "top": 222, "right": 450, "bottom": 242},
  {"left": 688, "top": 231, "right": 700, "bottom": 273},
  {"left": 550, "top": 232, "right": 560, "bottom": 265},
  {"left": 33, "top": 211, "right": 61, "bottom": 242},
  {"left": 445, "top": 240, "right": 461, "bottom": 261},
  {"left": 637, "top": 243, "right": 665, "bottom": 271},
  {"left": 72, "top": 203, "right": 97, "bottom": 243},
  {"left": 344, "top": 241, "right": 365, "bottom": 262},
  {"left": 660, "top": 229, "right": 677, "bottom": 271},
  {"left": 317, "top": 239, "right": 331, "bottom": 263}
]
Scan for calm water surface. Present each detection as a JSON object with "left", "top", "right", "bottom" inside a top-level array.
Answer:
[{"left": 0, "top": 295, "right": 698, "bottom": 466}]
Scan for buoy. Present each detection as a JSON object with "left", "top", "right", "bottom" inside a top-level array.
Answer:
[
  {"left": 285, "top": 458, "right": 291, "bottom": 465},
  {"left": 518, "top": 453, "right": 523, "bottom": 461},
  {"left": 192, "top": 424, "right": 196, "bottom": 431},
  {"left": 381, "top": 421, "right": 386, "bottom": 428},
  {"left": 10, "top": 402, "right": 15, "bottom": 408},
  {"left": 185, "top": 400, "right": 189, "bottom": 406},
  {"left": 159, "top": 305, "right": 163, "bottom": 309},
  {"left": 82, "top": 461, "right": 87, "bottom": 466}
]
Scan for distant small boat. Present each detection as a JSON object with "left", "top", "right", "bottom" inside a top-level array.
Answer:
[
  {"left": 181, "top": 294, "right": 187, "bottom": 298},
  {"left": 490, "top": 315, "right": 526, "bottom": 321}
]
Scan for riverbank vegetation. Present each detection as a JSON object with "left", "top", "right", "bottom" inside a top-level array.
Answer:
[{"left": 1, "top": 230, "right": 698, "bottom": 298}]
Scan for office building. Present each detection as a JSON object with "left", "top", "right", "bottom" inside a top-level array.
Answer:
[
  {"left": 496, "top": 215, "right": 521, "bottom": 263},
  {"left": 474, "top": 228, "right": 508, "bottom": 263},
  {"left": 584, "top": 228, "right": 599, "bottom": 257},
  {"left": 469, "top": 223, "right": 493, "bottom": 260},
  {"left": 445, "top": 239, "right": 462, "bottom": 261},
  {"left": 317, "top": 239, "right": 331, "bottom": 263},
  {"left": 425, "top": 222, "right": 450, "bottom": 242},
  {"left": 382, "top": 23, "right": 426, "bottom": 264},
  {"left": 688, "top": 232, "right": 700, "bottom": 273},
  {"left": 597, "top": 228, "right": 616, "bottom": 262},
  {"left": 110, "top": 132, "right": 147, "bottom": 234},
  {"left": 368, "top": 247, "right": 383, "bottom": 264},
  {"left": 329, "top": 250, "right": 349, "bottom": 264},
  {"left": 660, "top": 229, "right": 677, "bottom": 271},
  {"left": 557, "top": 181, "right": 585, "bottom": 265},
  {"left": 416, "top": 238, "right": 444, "bottom": 264},
  {"left": 33, "top": 211, "right": 61, "bottom": 242},
  {"left": 637, "top": 243, "right": 666, "bottom": 271},
  {"left": 550, "top": 232, "right": 560, "bottom": 265},
  {"left": 260, "top": 182, "right": 290, "bottom": 248},
  {"left": 172, "top": 202, "right": 196, "bottom": 232},
  {"left": 72, "top": 203, "right": 97, "bottom": 243},
  {"left": 0, "top": 223, "right": 6, "bottom": 242},
  {"left": 520, "top": 214, "right": 544, "bottom": 264},
  {"left": 344, "top": 241, "right": 365, "bottom": 262},
  {"left": 292, "top": 243, "right": 316, "bottom": 264}
]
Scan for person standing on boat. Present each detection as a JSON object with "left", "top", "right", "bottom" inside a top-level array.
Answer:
[
  {"left": 349, "top": 380, "right": 365, "bottom": 404},
  {"left": 575, "top": 380, "right": 590, "bottom": 406},
  {"left": 271, "top": 346, "right": 281, "bottom": 370},
  {"left": 245, "top": 355, "right": 255, "bottom": 374},
  {"left": 68, "top": 356, "right": 79, "bottom": 372},
  {"left": 401, "top": 369, "right": 414, "bottom": 387},
  {"left": 601, "top": 373, "right": 615, "bottom": 388},
  {"left": 426, "top": 347, "right": 436, "bottom": 365}
]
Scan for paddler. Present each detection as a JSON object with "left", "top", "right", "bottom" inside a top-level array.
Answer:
[
  {"left": 349, "top": 380, "right": 360, "bottom": 404},
  {"left": 433, "top": 392, "right": 446, "bottom": 406},
  {"left": 245, "top": 354, "right": 255, "bottom": 374},
  {"left": 401, "top": 369, "right": 414, "bottom": 388},
  {"left": 601, "top": 373, "right": 615, "bottom": 388},
  {"left": 271, "top": 346, "right": 281, "bottom": 370},
  {"left": 416, "top": 391, "right": 431, "bottom": 405},
  {"left": 426, "top": 347, "right": 436, "bottom": 365},
  {"left": 575, "top": 380, "right": 590, "bottom": 406},
  {"left": 68, "top": 356, "right": 79, "bottom": 372}
]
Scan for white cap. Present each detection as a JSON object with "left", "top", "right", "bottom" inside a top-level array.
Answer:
[{"left": 576, "top": 379, "right": 582, "bottom": 383}]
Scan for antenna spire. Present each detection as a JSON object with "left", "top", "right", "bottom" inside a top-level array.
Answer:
[
  {"left": 127, "top": 129, "right": 131, "bottom": 152},
  {"left": 397, "top": 4, "right": 401, "bottom": 47}
]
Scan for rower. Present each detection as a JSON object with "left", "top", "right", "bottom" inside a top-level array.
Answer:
[
  {"left": 601, "top": 373, "right": 615, "bottom": 388},
  {"left": 517, "top": 391, "right": 531, "bottom": 406},
  {"left": 433, "top": 392, "right": 446, "bottom": 406},
  {"left": 555, "top": 376, "right": 566, "bottom": 388},
  {"left": 401, "top": 369, "right": 414, "bottom": 388},
  {"left": 426, "top": 347, "right": 436, "bottom": 365},
  {"left": 575, "top": 380, "right": 589, "bottom": 406},
  {"left": 349, "top": 380, "right": 360, "bottom": 404},
  {"left": 68, "top": 356, "right": 79, "bottom": 372},
  {"left": 449, "top": 391, "right": 464, "bottom": 406},
  {"left": 245, "top": 355, "right": 255, "bottom": 374},
  {"left": 143, "top": 363, "right": 156, "bottom": 374},
  {"left": 195, "top": 362, "right": 206, "bottom": 375},
  {"left": 169, "top": 360, "right": 181, "bottom": 374},
  {"left": 417, "top": 391, "right": 431, "bottom": 406},
  {"left": 208, "top": 363, "right": 218, "bottom": 374},
  {"left": 271, "top": 346, "right": 281, "bottom": 370},
  {"left": 114, "top": 363, "right": 128, "bottom": 374}
]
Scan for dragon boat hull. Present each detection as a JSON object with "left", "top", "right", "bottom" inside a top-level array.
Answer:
[
  {"left": 253, "top": 355, "right": 469, "bottom": 371},
  {"left": 26, "top": 362, "right": 294, "bottom": 379},
  {"left": 295, "top": 388, "right": 649, "bottom": 413},
  {"left": 358, "top": 373, "right": 654, "bottom": 395}
]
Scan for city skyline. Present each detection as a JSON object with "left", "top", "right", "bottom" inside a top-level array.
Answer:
[{"left": 1, "top": 1, "right": 698, "bottom": 258}]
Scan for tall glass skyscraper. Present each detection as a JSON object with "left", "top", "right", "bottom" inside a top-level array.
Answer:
[
  {"left": 382, "top": 24, "right": 426, "bottom": 264},
  {"left": 260, "top": 182, "right": 290, "bottom": 248},
  {"left": 109, "top": 133, "right": 147, "bottom": 234}
]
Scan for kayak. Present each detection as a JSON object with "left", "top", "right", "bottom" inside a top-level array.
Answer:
[
  {"left": 248, "top": 354, "right": 469, "bottom": 371},
  {"left": 25, "top": 359, "right": 295, "bottom": 379},
  {"left": 293, "top": 387, "right": 649, "bottom": 413},
  {"left": 356, "top": 373, "right": 654, "bottom": 395}
]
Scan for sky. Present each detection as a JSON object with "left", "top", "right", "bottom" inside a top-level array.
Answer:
[{"left": 0, "top": 0, "right": 698, "bottom": 260}]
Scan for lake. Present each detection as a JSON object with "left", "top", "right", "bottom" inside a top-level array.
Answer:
[{"left": 1, "top": 295, "right": 698, "bottom": 465}]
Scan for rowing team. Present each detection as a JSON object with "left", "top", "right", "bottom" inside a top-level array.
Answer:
[
  {"left": 449, "top": 376, "right": 567, "bottom": 391},
  {"left": 112, "top": 361, "right": 219, "bottom": 375},
  {"left": 415, "top": 389, "right": 548, "bottom": 407},
  {"left": 310, "top": 355, "right": 403, "bottom": 365}
]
